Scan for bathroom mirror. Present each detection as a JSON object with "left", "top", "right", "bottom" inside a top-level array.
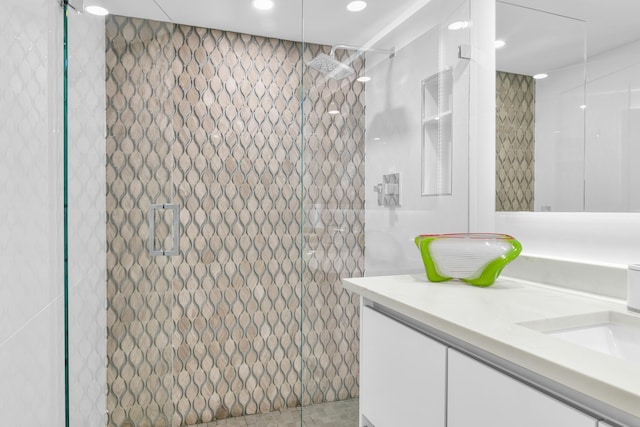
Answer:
[{"left": 495, "top": 0, "right": 640, "bottom": 212}]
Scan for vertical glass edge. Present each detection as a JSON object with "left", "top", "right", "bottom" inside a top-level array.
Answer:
[
  {"left": 62, "top": 2, "right": 70, "bottom": 427},
  {"left": 299, "top": 1, "right": 306, "bottom": 424}
]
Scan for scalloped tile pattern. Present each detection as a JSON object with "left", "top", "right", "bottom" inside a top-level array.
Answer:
[
  {"left": 106, "top": 17, "right": 177, "bottom": 427},
  {"left": 106, "top": 16, "right": 364, "bottom": 426}
]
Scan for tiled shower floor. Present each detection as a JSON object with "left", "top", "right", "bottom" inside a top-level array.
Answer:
[{"left": 190, "top": 399, "right": 359, "bottom": 427}]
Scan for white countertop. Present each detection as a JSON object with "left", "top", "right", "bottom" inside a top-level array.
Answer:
[{"left": 343, "top": 274, "right": 640, "bottom": 420}]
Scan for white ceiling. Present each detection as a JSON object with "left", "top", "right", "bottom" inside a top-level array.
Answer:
[
  {"left": 94, "top": 0, "right": 640, "bottom": 75},
  {"left": 95, "top": 0, "right": 420, "bottom": 47}
]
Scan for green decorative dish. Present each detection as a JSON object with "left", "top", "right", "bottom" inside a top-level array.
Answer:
[{"left": 415, "top": 233, "right": 522, "bottom": 287}]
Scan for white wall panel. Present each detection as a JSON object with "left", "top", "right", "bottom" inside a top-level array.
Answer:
[{"left": 0, "top": 1, "right": 106, "bottom": 425}]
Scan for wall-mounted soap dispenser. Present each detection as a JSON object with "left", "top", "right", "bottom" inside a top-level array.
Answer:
[{"left": 373, "top": 173, "right": 401, "bottom": 207}]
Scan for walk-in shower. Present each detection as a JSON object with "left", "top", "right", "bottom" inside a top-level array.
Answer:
[{"left": 1, "top": 0, "right": 473, "bottom": 425}]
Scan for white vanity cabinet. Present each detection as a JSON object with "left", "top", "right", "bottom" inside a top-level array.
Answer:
[
  {"left": 360, "top": 306, "right": 447, "bottom": 427},
  {"left": 348, "top": 277, "right": 640, "bottom": 427},
  {"left": 447, "top": 349, "right": 598, "bottom": 427}
]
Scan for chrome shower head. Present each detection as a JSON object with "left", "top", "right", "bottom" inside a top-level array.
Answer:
[
  {"left": 307, "top": 45, "right": 395, "bottom": 80},
  {"left": 307, "top": 53, "right": 355, "bottom": 80}
]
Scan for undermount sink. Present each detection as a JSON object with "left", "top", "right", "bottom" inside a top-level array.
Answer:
[{"left": 519, "top": 311, "right": 640, "bottom": 363}]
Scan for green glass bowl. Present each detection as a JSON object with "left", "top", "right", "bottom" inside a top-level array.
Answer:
[{"left": 415, "top": 233, "right": 522, "bottom": 287}]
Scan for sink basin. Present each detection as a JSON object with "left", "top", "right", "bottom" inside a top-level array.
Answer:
[{"left": 519, "top": 311, "right": 640, "bottom": 363}]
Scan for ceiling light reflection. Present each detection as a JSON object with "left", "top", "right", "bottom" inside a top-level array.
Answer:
[
  {"left": 347, "top": 1, "right": 367, "bottom": 12},
  {"left": 85, "top": 5, "right": 109, "bottom": 15},
  {"left": 253, "top": 0, "right": 274, "bottom": 11}
]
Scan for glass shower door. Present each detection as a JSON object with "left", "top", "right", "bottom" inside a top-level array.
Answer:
[
  {"left": 69, "top": 2, "right": 308, "bottom": 425},
  {"left": 66, "top": 6, "right": 179, "bottom": 425},
  {"left": 65, "top": 4, "right": 109, "bottom": 426},
  {"left": 300, "top": 0, "right": 471, "bottom": 425},
  {"left": 103, "top": 17, "right": 178, "bottom": 427}
]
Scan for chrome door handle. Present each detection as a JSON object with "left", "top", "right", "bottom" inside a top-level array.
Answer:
[{"left": 148, "top": 203, "right": 179, "bottom": 256}]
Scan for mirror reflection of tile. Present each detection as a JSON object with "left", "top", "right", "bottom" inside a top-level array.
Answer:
[{"left": 496, "top": 71, "right": 535, "bottom": 212}]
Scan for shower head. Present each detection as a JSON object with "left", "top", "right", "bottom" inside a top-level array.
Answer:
[
  {"left": 307, "top": 53, "right": 355, "bottom": 80},
  {"left": 307, "top": 44, "right": 395, "bottom": 80}
]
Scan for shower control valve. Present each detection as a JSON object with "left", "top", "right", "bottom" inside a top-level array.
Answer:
[{"left": 373, "top": 173, "right": 401, "bottom": 207}]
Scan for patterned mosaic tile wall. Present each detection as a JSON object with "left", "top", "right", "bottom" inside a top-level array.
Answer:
[
  {"left": 106, "top": 16, "right": 364, "bottom": 427},
  {"left": 496, "top": 71, "right": 535, "bottom": 211},
  {"left": 106, "top": 17, "right": 177, "bottom": 427}
]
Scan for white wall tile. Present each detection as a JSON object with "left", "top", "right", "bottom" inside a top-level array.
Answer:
[
  {"left": 1, "top": 1, "right": 106, "bottom": 426},
  {"left": 364, "top": 0, "right": 471, "bottom": 276},
  {"left": 0, "top": 296, "right": 65, "bottom": 426}
]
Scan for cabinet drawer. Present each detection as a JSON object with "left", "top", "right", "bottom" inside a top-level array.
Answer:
[
  {"left": 447, "top": 349, "right": 597, "bottom": 427},
  {"left": 361, "top": 306, "right": 447, "bottom": 426}
]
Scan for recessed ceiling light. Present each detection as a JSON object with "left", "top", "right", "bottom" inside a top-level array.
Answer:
[
  {"left": 579, "top": 105, "right": 587, "bottom": 110},
  {"left": 494, "top": 40, "right": 506, "bottom": 49},
  {"left": 347, "top": 1, "right": 367, "bottom": 12},
  {"left": 533, "top": 73, "right": 548, "bottom": 80},
  {"left": 85, "top": 5, "right": 109, "bottom": 16},
  {"left": 357, "top": 76, "right": 371, "bottom": 83},
  {"left": 448, "top": 21, "right": 469, "bottom": 30},
  {"left": 253, "top": 0, "right": 274, "bottom": 11}
]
